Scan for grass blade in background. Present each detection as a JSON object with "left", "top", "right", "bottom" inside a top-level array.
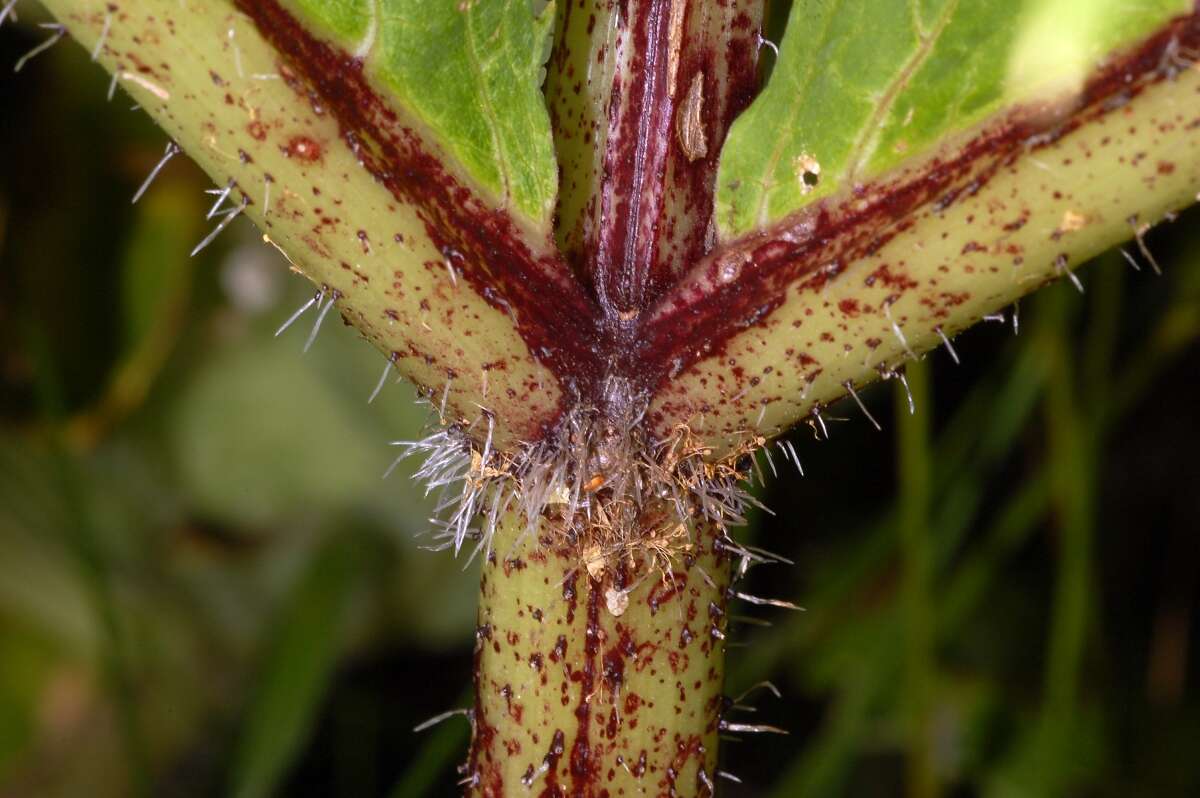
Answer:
[
  {"left": 895, "top": 360, "right": 937, "bottom": 798},
  {"left": 386, "top": 688, "right": 471, "bottom": 798},
  {"left": 228, "top": 534, "right": 361, "bottom": 798}
]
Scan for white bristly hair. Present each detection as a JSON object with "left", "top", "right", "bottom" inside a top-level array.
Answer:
[
  {"left": 0, "top": 0, "right": 19, "bottom": 29},
  {"left": 131, "top": 141, "right": 180, "bottom": 204},
  {"left": 383, "top": 377, "right": 766, "bottom": 568},
  {"left": 13, "top": 23, "right": 65, "bottom": 73}
]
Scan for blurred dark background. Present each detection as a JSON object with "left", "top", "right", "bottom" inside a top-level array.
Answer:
[{"left": 2, "top": 8, "right": 1199, "bottom": 798}]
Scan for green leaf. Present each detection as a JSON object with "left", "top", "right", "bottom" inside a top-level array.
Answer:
[
  {"left": 716, "top": 0, "right": 1191, "bottom": 237},
  {"left": 228, "top": 534, "right": 360, "bottom": 798},
  {"left": 283, "top": 0, "right": 559, "bottom": 223},
  {"left": 283, "top": 0, "right": 372, "bottom": 42}
]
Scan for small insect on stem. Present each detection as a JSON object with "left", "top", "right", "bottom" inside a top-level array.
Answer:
[{"left": 14, "top": 23, "right": 65, "bottom": 73}]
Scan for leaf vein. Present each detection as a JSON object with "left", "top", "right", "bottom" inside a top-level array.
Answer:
[{"left": 841, "top": 0, "right": 962, "bottom": 186}]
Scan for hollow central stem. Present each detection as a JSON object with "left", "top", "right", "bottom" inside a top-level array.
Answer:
[{"left": 466, "top": 518, "right": 732, "bottom": 796}]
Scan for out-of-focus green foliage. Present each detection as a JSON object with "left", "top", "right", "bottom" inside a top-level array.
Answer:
[{"left": 1, "top": 7, "right": 1199, "bottom": 798}]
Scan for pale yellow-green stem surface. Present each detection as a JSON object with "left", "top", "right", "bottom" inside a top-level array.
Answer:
[
  {"left": 467, "top": 518, "right": 732, "bottom": 797},
  {"left": 41, "top": 0, "right": 563, "bottom": 449},
  {"left": 654, "top": 63, "right": 1200, "bottom": 452}
]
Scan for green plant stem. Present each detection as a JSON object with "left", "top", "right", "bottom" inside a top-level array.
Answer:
[{"left": 467, "top": 518, "right": 731, "bottom": 796}]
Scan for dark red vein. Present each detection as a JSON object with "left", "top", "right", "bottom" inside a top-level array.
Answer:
[
  {"left": 236, "top": 0, "right": 607, "bottom": 410},
  {"left": 632, "top": 7, "right": 1200, "bottom": 406}
]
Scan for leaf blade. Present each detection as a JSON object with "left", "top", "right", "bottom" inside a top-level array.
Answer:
[
  {"left": 285, "top": 0, "right": 559, "bottom": 223},
  {"left": 716, "top": 0, "right": 1192, "bottom": 237}
]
